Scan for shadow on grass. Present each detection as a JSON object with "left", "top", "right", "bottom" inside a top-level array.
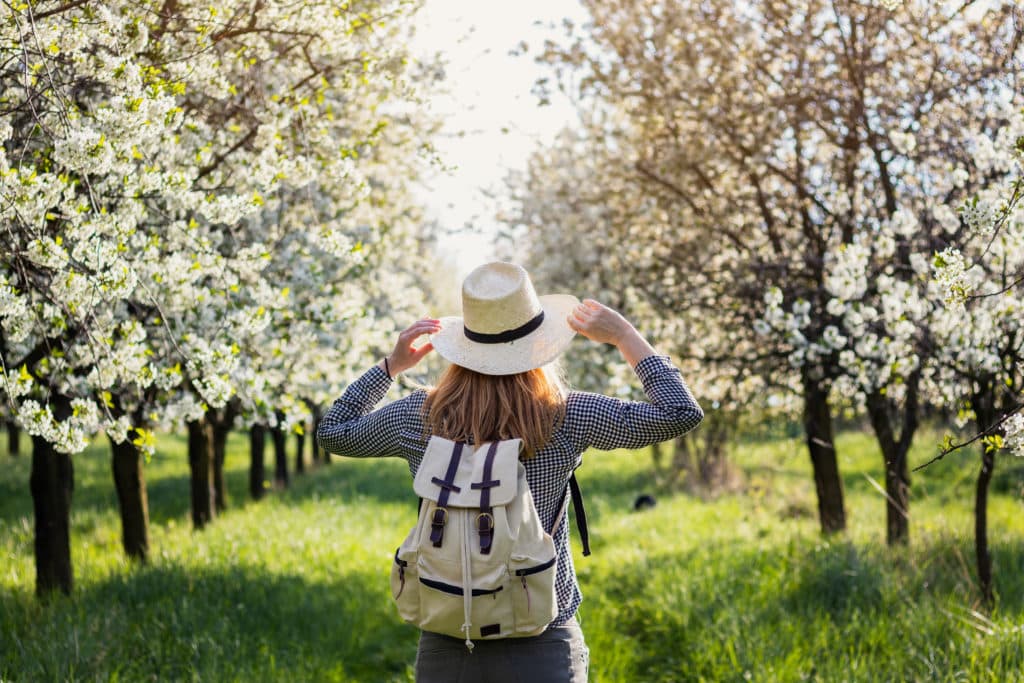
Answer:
[
  {"left": 1, "top": 563, "right": 417, "bottom": 682},
  {"left": 0, "top": 452, "right": 31, "bottom": 521},
  {"left": 141, "top": 467, "right": 252, "bottom": 525},
  {"left": 992, "top": 460, "right": 1024, "bottom": 496},
  {"left": 282, "top": 455, "right": 415, "bottom": 508},
  {"left": 1, "top": 437, "right": 289, "bottom": 527}
]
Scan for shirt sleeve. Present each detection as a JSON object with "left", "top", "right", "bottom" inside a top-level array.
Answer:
[
  {"left": 315, "top": 364, "right": 418, "bottom": 459},
  {"left": 565, "top": 355, "right": 704, "bottom": 452}
]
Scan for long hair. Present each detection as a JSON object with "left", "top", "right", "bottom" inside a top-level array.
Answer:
[{"left": 423, "top": 363, "right": 567, "bottom": 458}]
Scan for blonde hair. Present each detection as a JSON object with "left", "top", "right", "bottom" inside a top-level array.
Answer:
[{"left": 423, "top": 362, "right": 567, "bottom": 458}]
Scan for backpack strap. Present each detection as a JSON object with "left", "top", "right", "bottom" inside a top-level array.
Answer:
[
  {"left": 470, "top": 441, "right": 501, "bottom": 554},
  {"left": 569, "top": 474, "right": 591, "bottom": 557},
  {"left": 429, "top": 441, "right": 465, "bottom": 547},
  {"left": 553, "top": 473, "right": 591, "bottom": 557}
]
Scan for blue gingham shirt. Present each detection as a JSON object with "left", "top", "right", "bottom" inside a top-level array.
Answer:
[{"left": 316, "top": 354, "right": 704, "bottom": 626}]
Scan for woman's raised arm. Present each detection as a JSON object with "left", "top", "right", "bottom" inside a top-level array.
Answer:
[
  {"left": 316, "top": 318, "right": 439, "bottom": 458},
  {"left": 565, "top": 299, "right": 704, "bottom": 451}
]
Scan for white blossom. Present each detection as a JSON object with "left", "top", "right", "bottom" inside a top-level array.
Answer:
[{"left": 1004, "top": 412, "right": 1024, "bottom": 456}]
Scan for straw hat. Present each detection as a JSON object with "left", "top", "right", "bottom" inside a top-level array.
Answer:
[{"left": 430, "top": 262, "right": 579, "bottom": 376}]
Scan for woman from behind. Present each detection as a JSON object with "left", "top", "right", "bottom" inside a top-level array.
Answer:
[{"left": 317, "top": 261, "right": 703, "bottom": 682}]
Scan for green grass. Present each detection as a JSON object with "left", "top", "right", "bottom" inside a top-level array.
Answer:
[{"left": 1, "top": 427, "right": 1023, "bottom": 682}]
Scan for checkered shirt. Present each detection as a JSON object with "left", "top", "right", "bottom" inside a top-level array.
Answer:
[{"left": 316, "top": 354, "right": 704, "bottom": 626}]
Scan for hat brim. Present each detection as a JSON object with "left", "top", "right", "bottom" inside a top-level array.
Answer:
[{"left": 430, "top": 294, "right": 580, "bottom": 376}]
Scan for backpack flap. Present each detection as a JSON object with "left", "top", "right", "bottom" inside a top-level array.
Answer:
[{"left": 414, "top": 437, "right": 521, "bottom": 508}]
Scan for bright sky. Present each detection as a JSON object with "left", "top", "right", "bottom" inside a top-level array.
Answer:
[{"left": 409, "top": 0, "right": 588, "bottom": 279}]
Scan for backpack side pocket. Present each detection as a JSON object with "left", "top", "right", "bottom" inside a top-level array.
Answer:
[
  {"left": 391, "top": 547, "right": 420, "bottom": 624},
  {"left": 509, "top": 555, "right": 558, "bottom": 635}
]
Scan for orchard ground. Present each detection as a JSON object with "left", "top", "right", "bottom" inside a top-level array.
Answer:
[{"left": 2, "top": 427, "right": 1023, "bottom": 682}]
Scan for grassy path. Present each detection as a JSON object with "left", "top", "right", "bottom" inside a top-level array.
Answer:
[{"left": 2, "top": 428, "right": 1023, "bottom": 681}]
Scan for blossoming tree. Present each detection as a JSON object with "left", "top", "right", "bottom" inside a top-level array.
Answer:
[
  {"left": 508, "top": 128, "right": 758, "bottom": 493},
  {"left": 519, "top": 0, "right": 1022, "bottom": 539},
  {"left": 1, "top": 0, "right": 440, "bottom": 594},
  {"left": 926, "top": 121, "right": 1024, "bottom": 602}
]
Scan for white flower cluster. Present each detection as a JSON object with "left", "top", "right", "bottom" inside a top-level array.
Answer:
[
  {"left": 17, "top": 399, "right": 101, "bottom": 454},
  {"left": 1004, "top": 412, "right": 1024, "bottom": 456},
  {"left": 0, "top": 276, "right": 30, "bottom": 343},
  {"left": 825, "top": 243, "right": 870, "bottom": 301},
  {"left": 931, "top": 247, "right": 971, "bottom": 306},
  {"left": 961, "top": 197, "right": 996, "bottom": 235}
]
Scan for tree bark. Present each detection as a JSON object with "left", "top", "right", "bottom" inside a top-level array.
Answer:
[
  {"left": 30, "top": 432, "right": 74, "bottom": 596},
  {"left": 295, "top": 424, "right": 306, "bottom": 475},
  {"left": 249, "top": 424, "right": 266, "bottom": 500},
  {"left": 650, "top": 439, "right": 667, "bottom": 486},
  {"left": 865, "top": 389, "right": 917, "bottom": 546},
  {"left": 205, "top": 404, "right": 237, "bottom": 513},
  {"left": 7, "top": 420, "right": 20, "bottom": 456},
  {"left": 187, "top": 418, "right": 216, "bottom": 529},
  {"left": 802, "top": 375, "right": 846, "bottom": 534},
  {"left": 883, "top": 448, "right": 910, "bottom": 545},
  {"left": 976, "top": 443, "right": 996, "bottom": 605},
  {"left": 312, "top": 405, "right": 329, "bottom": 465},
  {"left": 109, "top": 435, "right": 150, "bottom": 562},
  {"left": 271, "top": 423, "right": 288, "bottom": 488},
  {"left": 974, "top": 391, "right": 997, "bottom": 605},
  {"left": 309, "top": 405, "right": 321, "bottom": 464},
  {"left": 211, "top": 420, "right": 230, "bottom": 513}
]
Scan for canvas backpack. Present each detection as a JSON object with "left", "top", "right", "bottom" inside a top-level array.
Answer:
[{"left": 390, "top": 435, "right": 588, "bottom": 650}]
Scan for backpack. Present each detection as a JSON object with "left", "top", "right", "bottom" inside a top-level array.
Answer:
[{"left": 390, "top": 435, "right": 588, "bottom": 650}]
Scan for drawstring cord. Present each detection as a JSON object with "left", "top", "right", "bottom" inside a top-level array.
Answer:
[{"left": 461, "top": 512, "right": 475, "bottom": 652}]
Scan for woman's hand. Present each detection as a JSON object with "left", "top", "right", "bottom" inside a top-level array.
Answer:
[
  {"left": 568, "top": 299, "right": 658, "bottom": 367},
  {"left": 382, "top": 317, "right": 441, "bottom": 377},
  {"left": 568, "top": 299, "right": 634, "bottom": 345}
]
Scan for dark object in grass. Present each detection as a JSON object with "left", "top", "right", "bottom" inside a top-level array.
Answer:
[
  {"left": 780, "top": 501, "right": 813, "bottom": 520},
  {"left": 633, "top": 494, "right": 657, "bottom": 511}
]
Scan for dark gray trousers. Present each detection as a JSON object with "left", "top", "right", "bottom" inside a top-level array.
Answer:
[{"left": 415, "top": 619, "right": 589, "bottom": 682}]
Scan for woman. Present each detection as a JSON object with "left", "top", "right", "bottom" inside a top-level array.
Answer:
[{"left": 317, "top": 262, "right": 703, "bottom": 682}]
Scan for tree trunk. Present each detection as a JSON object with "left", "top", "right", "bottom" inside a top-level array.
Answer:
[
  {"left": 272, "top": 425, "right": 288, "bottom": 488},
  {"left": 211, "top": 421, "right": 230, "bottom": 513},
  {"left": 250, "top": 424, "right": 267, "bottom": 500},
  {"left": 802, "top": 375, "right": 846, "bottom": 534},
  {"left": 187, "top": 418, "right": 216, "bottom": 529},
  {"left": 650, "top": 439, "right": 667, "bottom": 486},
  {"left": 697, "top": 416, "right": 731, "bottom": 489},
  {"left": 976, "top": 443, "right": 996, "bottom": 605},
  {"left": 664, "top": 412, "right": 734, "bottom": 494},
  {"left": 883, "top": 447, "right": 910, "bottom": 545},
  {"left": 974, "top": 391, "right": 997, "bottom": 605},
  {"left": 310, "top": 406, "right": 321, "bottom": 464},
  {"left": 312, "top": 405, "right": 329, "bottom": 465},
  {"left": 295, "top": 425, "right": 306, "bottom": 475},
  {"left": 7, "top": 420, "right": 20, "bottom": 456},
  {"left": 30, "top": 433, "right": 74, "bottom": 596},
  {"left": 109, "top": 435, "right": 150, "bottom": 562},
  {"left": 865, "top": 391, "right": 916, "bottom": 546}
]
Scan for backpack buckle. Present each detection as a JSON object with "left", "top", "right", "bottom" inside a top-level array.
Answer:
[
  {"left": 476, "top": 512, "right": 494, "bottom": 531},
  {"left": 430, "top": 506, "right": 448, "bottom": 547},
  {"left": 477, "top": 512, "right": 494, "bottom": 554}
]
